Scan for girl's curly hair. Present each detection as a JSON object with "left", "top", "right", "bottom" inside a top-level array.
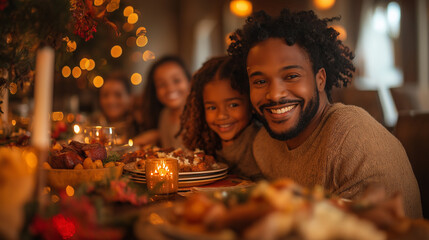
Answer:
[
  {"left": 227, "top": 9, "right": 355, "bottom": 101},
  {"left": 179, "top": 56, "right": 249, "bottom": 155}
]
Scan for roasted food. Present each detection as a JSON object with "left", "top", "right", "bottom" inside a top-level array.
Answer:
[
  {"left": 122, "top": 147, "right": 219, "bottom": 172},
  {"left": 49, "top": 141, "right": 107, "bottom": 169}
]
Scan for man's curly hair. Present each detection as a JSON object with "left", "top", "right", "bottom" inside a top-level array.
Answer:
[
  {"left": 227, "top": 9, "right": 355, "bottom": 101},
  {"left": 179, "top": 56, "right": 249, "bottom": 155}
]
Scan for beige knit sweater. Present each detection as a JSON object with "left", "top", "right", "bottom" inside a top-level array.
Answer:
[
  {"left": 216, "top": 123, "right": 263, "bottom": 180},
  {"left": 253, "top": 103, "right": 422, "bottom": 218}
]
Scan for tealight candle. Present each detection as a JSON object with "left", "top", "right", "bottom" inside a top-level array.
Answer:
[{"left": 145, "top": 158, "right": 178, "bottom": 195}]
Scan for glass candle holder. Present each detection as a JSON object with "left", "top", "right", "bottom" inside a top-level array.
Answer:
[
  {"left": 145, "top": 158, "right": 178, "bottom": 195},
  {"left": 83, "top": 126, "right": 116, "bottom": 149}
]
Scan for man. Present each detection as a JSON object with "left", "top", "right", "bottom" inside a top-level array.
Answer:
[{"left": 228, "top": 9, "right": 422, "bottom": 217}]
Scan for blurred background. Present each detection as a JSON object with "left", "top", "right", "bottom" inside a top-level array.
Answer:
[{"left": 2, "top": 0, "right": 429, "bottom": 129}]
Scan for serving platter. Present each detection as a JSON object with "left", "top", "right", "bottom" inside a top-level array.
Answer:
[
  {"left": 128, "top": 171, "right": 228, "bottom": 181},
  {"left": 130, "top": 175, "right": 228, "bottom": 188}
]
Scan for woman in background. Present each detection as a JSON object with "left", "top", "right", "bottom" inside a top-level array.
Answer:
[
  {"left": 134, "top": 56, "right": 191, "bottom": 148},
  {"left": 91, "top": 72, "right": 137, "bottom": 145}
]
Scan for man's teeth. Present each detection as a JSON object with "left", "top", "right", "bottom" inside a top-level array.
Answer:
[{"left": 270, "top": 105, "right": 295, "bottom": 114}]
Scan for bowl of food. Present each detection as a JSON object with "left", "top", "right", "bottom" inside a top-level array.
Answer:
[{"left": 44, "top": 140, "right": 123, "bottom": 190}]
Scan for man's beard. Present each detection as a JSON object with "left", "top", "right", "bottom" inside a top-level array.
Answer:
[{"left": 255, "top": 88, "right": 320, "bottom": 141}]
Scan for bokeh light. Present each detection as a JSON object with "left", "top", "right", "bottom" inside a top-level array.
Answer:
[
  {"left": 24, "top": 151, "right": 38, "bottom": 169},
  {"left": 313, "top": 0, "right": 336, "bottom": 10},
  {"left": 79, "top": 58, "right": 90, "bottom": 70},
  {"left": 66, "top": 185, "right": 75, "bottom": 197},
  {"left": 72, "top": 67, "right": 82, "bottom": 78},
  {"left": 94, "top": 0, "right": 104, "bottom": 6},
  {"left": 66, "top": 40, "right": 77, "bottom": 52},
  {"left": 123, "top": 6, "right": 134, "bottom": 17},
  {"left": 52, "top": 112, "right": 64, "bottom": 121},
  {"left": 128, "top": 139, "right": 134, "bottom": 146},
  {"left": 331, "top": 24, "right": 347, "bottom": 41},
  {"left": 9, "top": 83, "right": 17, "bottom": 94},
  {"left": 93, "top": 76, "right": 104, "bottom": 88},
  {"left": 136, "top": 27, "right": 147, "bottom": 36},
  {"left": 131, "top": 73, "right": 142, "bottom": 85},
  {"left": 136, "top": 35, "right": 148, "bottom": 47},
  {"left": 127, "top": 13, "right": 138, "bottom": 24},
  {"left": 106, "top": 1, "right": 119, "bottom": 12},
  {"left": 110, "top": 45, "right": 122, "bottom": 58},
  {"left": 73, "top": 124, "right": 81, "bottom": 134},
  {"left": 62, "top": 66, "right": 71, "bottom": 78},
  {"left": 142, "top": 50, "right": 155, "bottom": 61},
  {"left": 67, "top": 113, "right": 75, "bottom": 123},
  {"left": 87, "top": 59, "right": 95, "bottom": 71},
  {"left": 230, "top": 0, "right": 252, "bottom": 17}
]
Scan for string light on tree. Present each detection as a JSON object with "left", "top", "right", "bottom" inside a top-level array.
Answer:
[
  {"left": 87, "top": 59, "right": 95, "bottom": 71},
  {"left": 93, "top": 76, "right": 104, "bottom": 88},
  {"left": 123, "top": 6, "right": 134, "bottom": 17},
  {"left": 110, "top": 45, "right": 123, "bottom": 58},
  {"left": 136, "top": 35, "right": 148, "bottom": 47},
  {"left": 230, "top": 0, "right": 253, "bottom": 17},
  {"left": 136, "top": 27, "right": 147, "bottom": 36},
  {"left": 143, "top": 50, "right": 155, "bottom": 61},
  {"left": 62, "top": 66, "right": 71, "bottom": 77},
  {"left": 313, "top": 0, "right": 336, "bottom": 10},
  {"left": 94, "top": 0, "right": 104, "bottom": 6},
  {"left": 72, "top": 67, "right": 82, "bottom": 78},
  {"left": 131, "top": 73, "right": 142, "bottom": 85},
  {"left": 79, "top": 58, "right": 90, "bottom": 70},
  {"left": 127, "top": 13, "right": 138, "bottom": 24}
]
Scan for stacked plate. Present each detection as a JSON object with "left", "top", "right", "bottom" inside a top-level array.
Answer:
[{"left": 123, "top": 162, "right": 228, "bottom": 188}]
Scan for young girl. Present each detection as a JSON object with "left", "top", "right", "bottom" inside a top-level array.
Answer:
[
  {"left": 134, "top": 56, "right": 191, "bottom": 148},
  {"left": 180, "top": 56, "right": 262, "bottom": 179}
]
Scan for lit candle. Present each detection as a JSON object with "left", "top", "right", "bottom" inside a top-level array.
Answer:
[
  {"left": 31, "top": 47, "right": 54, "bottom": 149},
  {"left": 145, "top": 158, "right": 178, "bottom": 194}
]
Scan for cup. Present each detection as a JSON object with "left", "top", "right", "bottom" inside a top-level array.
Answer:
[
  {"left": 83, "top": 126, "right": 116, "bottom": 149},
  {"left": 145, "top": 158, "right": 178, "bottom": 195}
]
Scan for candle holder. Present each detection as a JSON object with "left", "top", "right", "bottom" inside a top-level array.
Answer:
[{"left": 145, "top": 158, "right": 178, "bottom": 195}]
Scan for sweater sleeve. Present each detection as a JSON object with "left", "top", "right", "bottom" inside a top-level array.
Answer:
[{"left": 330, "top": 120, "right": 422, "bottom": 218}]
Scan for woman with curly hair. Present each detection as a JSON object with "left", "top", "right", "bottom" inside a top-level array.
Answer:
[
  {"left": 179, "top": 56, "right": 262, "bottom": 179},
  {"left": 133, "top": 56, "right": 191, "bottom": 148},
  {"left": 228, "top": 9, "right": 421, "bottom": 217}
]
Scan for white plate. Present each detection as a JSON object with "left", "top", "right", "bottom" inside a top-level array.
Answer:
[
  {"left": 130, "top": 174, "right": 227, "bottom": 188},
  {"left": 123, "top": 162, "right": 228, "bottom": 176}
]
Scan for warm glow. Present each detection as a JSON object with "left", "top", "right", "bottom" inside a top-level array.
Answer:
[
  {"left": 62, "top": 66, "right": 71, "bottom": 78},
  {"left": 123, "top": 6, "right": 134, "bottom": 17},
  {"left": 131, "top": 73, "right": 142, "bottom": 85},
  {"left": 9, "top": 83, "right": 17, "bottom": 94},
  {"left": 142, "top": 50, "right": 155, "bottom": 61},
  {"left": 67, "top": 113, "right": 75, "bottom": 123},
  {"left": 106, "top": 2, "right": 119, "bottom": 12},
  {"left": 87, "top": 59, "right": 95, "bottom": 71},
  {"left": 25, "top": 152, "right": 38, "bottom": 169},
  {"left": 136, "top": 35, "right": 148, "bottom": 47},
  {"left": 73, "top": 124, "right": 81, "bottom": 134},
  {"left": 128, "top": 139, "right": 134, "bottom": 146},
  {"left": 11, "top": 120, "right": 16, "bottom": 126},
  {"left": 126, "top": 37, "right": 136, "bottom": 47},
  {"left": 52, "top": 112, "right": 64, "bottom": 121},
  {"left": 110, "top": 45, "right": 122, "bottom": 58},
  {"left": 332, "top": 24, "right": 347, "bottom": 41},
  {"left": 127, "top": 13, "right": 138, "bottom": 24},
  {"left": 79, "top": 58, "right": 90, "bottom": 70},
  {"left": 230, "top": 0, "right": 253, "bottom": 17},
  {"left": 136, "top": 27, "right": 147, "bottom": 36},
  {"left": 93, "top": 76, "right": 104, "bottom": 88},
  {"left": 72, "top": 67, "right": 82, "bottom": 78},
  {"left": 313, "top": 0, "right": 336, "bottom": 10},
  {"left": 94, "top": 0, "right": 104, "bottom": 6},
  {"left": 66, "top": 185, "right": 75, "bottom": 197},
  {"left": 66, "top": 40, "right": 77, "bottom": 52},
  {"left": 51, "top": 194, "right": 60, "bottom": 203}
]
